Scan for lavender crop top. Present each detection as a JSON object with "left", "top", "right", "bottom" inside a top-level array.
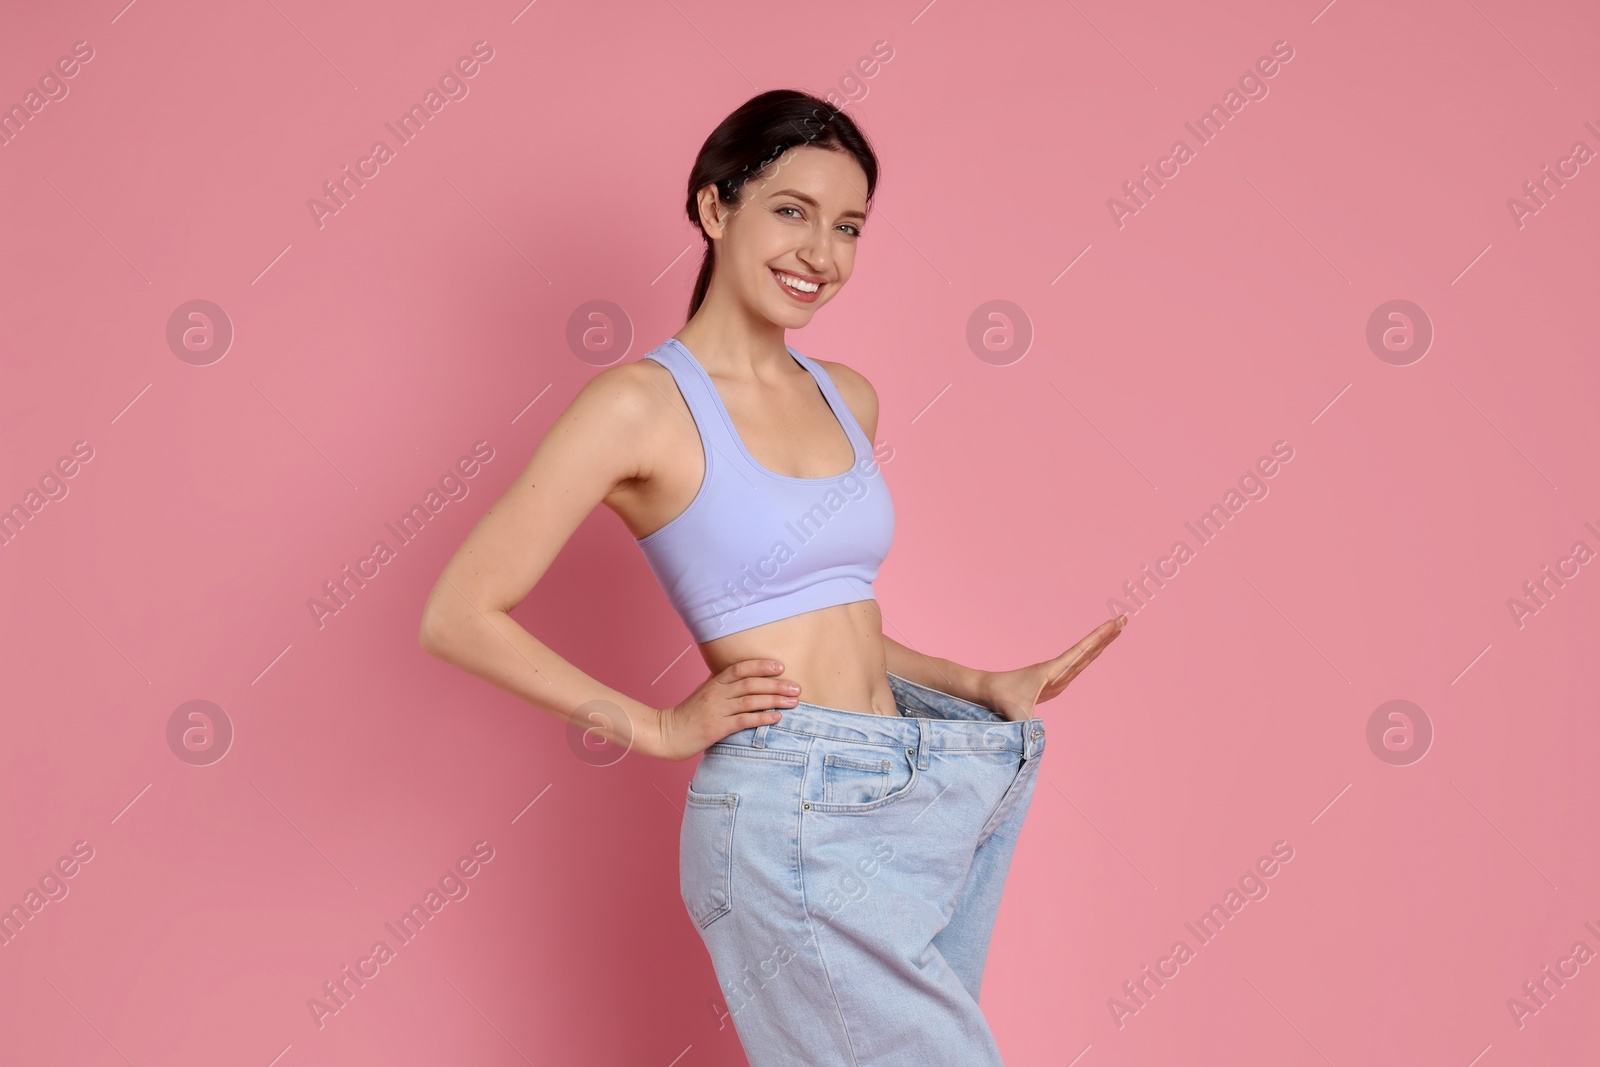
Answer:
[{"left": 634, "top": 337, "right": 895, "bottom": 642}]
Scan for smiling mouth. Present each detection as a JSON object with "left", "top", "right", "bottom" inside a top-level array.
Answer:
[{"left": 773, "top": 270, "right": 823, "bottom": 298}]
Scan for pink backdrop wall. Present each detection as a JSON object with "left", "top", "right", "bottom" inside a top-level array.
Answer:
[{"left": 3, "top": 0, "right": 1598, "bottom": 1063}]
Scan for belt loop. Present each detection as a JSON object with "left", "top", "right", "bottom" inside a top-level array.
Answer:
[
  {"left": 752, "top": 724, "right": 769, "bottom": 748},
  {"left": 1022, "top": 717, "right": 1043, "bottom": 761},
  {"left": 915, "top": 719, "right": 931, "bottom": 770}
]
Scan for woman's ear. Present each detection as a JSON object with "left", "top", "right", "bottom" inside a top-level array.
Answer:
[{"left": 697, "top": 184, "right": 729, "bottom": 240}]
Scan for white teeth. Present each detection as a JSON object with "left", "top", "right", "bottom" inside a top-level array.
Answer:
[{"left": 776, "top": 272, "right": 820, "bottom": 293}]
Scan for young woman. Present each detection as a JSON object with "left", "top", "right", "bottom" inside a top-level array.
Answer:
[{"left": 419, "top": 89, "right": 1125, "bottom": 1066}]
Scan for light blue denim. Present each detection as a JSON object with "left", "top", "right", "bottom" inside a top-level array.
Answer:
[{"left": 680, "top": 671, "right": 1047, "bottom": 1066}]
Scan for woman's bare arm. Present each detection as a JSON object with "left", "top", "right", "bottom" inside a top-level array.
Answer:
[
  {"left": 417, "top": 363, "right": 671, "bottom": 756},
  {"left": 882, "top": 634, "right": 992, "bottom": 706}
]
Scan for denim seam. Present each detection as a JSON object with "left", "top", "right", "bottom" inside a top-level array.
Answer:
[
  {"left": 772, "top": 723, "right": 1014, "bottom": 748},
  {"left": 824, "top": 753, "right": 892, "bottom": 772},
  {"left": 769, "top": 729, "right": 1023, "bottom": 760},
  {"left": 770, "top": 726, "right": 910, "bottom": 747},
  {"left": 795, "top": 750, "right": 864, "bottom": 1066},
  {"left": 975, "top": 759, "right": 1040, "bottom": 849}
]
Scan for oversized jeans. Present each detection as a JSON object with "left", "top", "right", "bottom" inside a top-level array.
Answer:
[{"left": 679, "top": 670, "right": 1047, "bottom": 1066}]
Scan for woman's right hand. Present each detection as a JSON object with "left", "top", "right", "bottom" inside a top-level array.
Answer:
[{"left": 649, "top": 658, "right": 800, "bottom": 761}]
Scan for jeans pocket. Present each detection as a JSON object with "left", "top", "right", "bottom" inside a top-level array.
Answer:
[
  {"left": 823, "top": 752, "right": 896, "bottom": 805},
  {"left": 810, "top": 744, "right": 919, "bottom": 813},
  {"left": 680, "top": 785, "right": 737, "bottom": 929}
]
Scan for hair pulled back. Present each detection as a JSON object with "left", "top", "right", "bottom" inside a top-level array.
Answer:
[{"left": 683, "top": 89, "right": 879, "bottom": 322}]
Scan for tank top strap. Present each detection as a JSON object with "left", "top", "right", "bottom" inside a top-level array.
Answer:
[
  {"left": 642, "top": 341, "right": 745, "bottom": 463},
  {"left": 786, "top": 346, "right": 872, "bottom": 460}
]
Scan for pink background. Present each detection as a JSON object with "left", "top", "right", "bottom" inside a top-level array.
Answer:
[{"left": 3, "top": 0, "right": 1598, "bottom": 1063}]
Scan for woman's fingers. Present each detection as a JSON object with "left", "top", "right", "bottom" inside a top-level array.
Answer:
[
  {"left": 727, "top": 692, "right": 792, "bottom": 712},
  {"left": 1055, "top": 618, "right": 1118, "bottom": 663},
  {"left": 1063, "top": 643, "right": 1107, "bottom": 679},
  {"left": 1041, "top": 619, "right": 1124, "bottom": 693},
  {"left": 727, "top": 675, "right": 801, "bottom": 698},
  {"left": 717, "top": 658, "right": 802, "bottom": 699},
  {"left": 705, "top": 658, "right": 802, "bottom": 719},
  {"left": 719, "top": 657, "right": 786, "bottom": 682},
  {"left": 1072, "top": 619, "right": 1123, "bottom": 661}
]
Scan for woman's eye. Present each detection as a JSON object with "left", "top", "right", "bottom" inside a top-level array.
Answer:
[{"left": 775, "top": 206, "right": 859, "bottom": 236}]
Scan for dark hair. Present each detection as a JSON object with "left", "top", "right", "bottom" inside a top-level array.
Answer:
[{"left": 683, "top": 89, "right": 879, "bottom": 322}]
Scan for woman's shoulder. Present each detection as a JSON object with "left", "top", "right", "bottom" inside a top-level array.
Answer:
[
  {"left": 581, "top": 348, "right": 682, "bottom": 398},
  {"left": 561, "top": 356, "right": 685, "bottom": 441}
]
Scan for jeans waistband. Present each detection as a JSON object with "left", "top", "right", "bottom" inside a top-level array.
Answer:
[{"left": 737, "top": 671, "right": 1046, "bottom": 764}]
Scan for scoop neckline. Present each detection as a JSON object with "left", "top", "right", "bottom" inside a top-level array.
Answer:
[{"left": 667, "top": 337, "right": 864, "bottom": 484}]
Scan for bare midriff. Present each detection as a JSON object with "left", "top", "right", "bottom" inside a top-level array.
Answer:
[{"left": 697, "top": 598, "right": 900, "bottom": 717}]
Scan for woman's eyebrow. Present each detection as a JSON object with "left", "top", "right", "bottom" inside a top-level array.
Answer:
[{"left": 768, "top": 188, "right": 867, "bottom": 222}]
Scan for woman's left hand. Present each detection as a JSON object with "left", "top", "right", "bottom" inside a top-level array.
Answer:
[{"left": 978, "top": 615, "right": 1127, "bottom": 722}]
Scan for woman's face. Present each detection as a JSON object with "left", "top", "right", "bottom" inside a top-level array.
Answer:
[{"left": 698, "top": 144, "right": 869, "bottom": 327}]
